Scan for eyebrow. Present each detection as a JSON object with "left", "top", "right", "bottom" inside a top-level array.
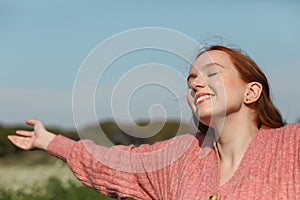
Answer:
[
  {"left": 199, "top": 62, "right": 224, "bottom": 70},
  {"left": 186, "top": 62, "right": 224, "bottom": 82}
]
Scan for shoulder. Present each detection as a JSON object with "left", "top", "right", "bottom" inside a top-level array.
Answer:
[
  {"left": 266, "top": 123, "right": 300, "bottom": 134},
  {"left": 129, "top": 133, "right": 201, "bottom": 153},
  {"left": 279, "top": 123, "right": 300, "bottom": 131},
  {"left": 264, "top": 123, "right": 300, "bottom": 143}
]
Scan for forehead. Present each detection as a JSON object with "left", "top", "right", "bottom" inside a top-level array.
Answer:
[{"left": 190, "top": 50, "right": 233, "bottom": 71}]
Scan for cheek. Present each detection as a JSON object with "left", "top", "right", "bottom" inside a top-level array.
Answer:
[
  {"left": 207, "top": 76, "right": 225, "bottom": 96},
  {"left": 208, "top": 76, "right": 244, "bottom": 104},
  {"left": 223, "top": 79, "right": 246, "bottom": 104}
]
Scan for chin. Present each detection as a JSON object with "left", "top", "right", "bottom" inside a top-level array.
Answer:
[
  {"left": 197, "top": 115, "right": 211, "bottom": 127},
  {"left": 199, "top": 119, "right": 211, "bottom": 127}
]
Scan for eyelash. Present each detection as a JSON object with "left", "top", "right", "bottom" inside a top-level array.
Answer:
[{"left": 207, "top": 72, "right": 218, "bottom": 77}]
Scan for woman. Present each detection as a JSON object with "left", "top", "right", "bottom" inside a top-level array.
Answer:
[{"left": 8, "top": 46, "right": 300, "bottom": 199}]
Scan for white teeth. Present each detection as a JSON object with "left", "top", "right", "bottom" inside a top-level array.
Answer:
[{"left": 196, "top": 95, "right": 211, "bottom": 103}]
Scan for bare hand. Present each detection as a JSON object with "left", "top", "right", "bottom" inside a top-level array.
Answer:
[{"left": 7, "top": 119, "right": 56, "bottom": 151}]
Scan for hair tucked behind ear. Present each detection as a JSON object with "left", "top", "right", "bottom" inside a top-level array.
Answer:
[{"left": 196, "top": 45, "right": 284, "bottom": 133}]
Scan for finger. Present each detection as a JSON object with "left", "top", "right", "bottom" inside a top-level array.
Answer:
[
  {"left": 15, "top": 130, "right": 34, "bottom": 137},
  {"left": 7, "top": 135, "right": 32, "bottom": 150},
  {"left": 25, "top": 119, "right": 37, "bottom": 126},
  {"left": 25, "top": 119, "right": 39, "bottom": 126}
]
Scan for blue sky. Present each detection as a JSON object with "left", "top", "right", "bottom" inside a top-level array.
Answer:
[{"left": 1, "top": 0, "right": 300, "bottom": 129}]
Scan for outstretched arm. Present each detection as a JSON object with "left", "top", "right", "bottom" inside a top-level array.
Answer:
[
  {"left": 7, "top": 119, "right": 193, "bottom": 199},
  {"left": 8, "top": 119, "right": 155, "bottom": 198},
  {"left": 7, "top": 119, "right": 56, "bottom": 151}
]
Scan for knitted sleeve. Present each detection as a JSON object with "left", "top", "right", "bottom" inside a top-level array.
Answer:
[{"left": 47, "top": 134, "right": 196, "bottom": 199}]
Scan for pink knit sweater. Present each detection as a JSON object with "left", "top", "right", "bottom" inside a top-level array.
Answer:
[{"left": 48, "top": 124, "right": 300, "bottom": 199}]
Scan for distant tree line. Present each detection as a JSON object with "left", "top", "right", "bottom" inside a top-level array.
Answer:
[
  {"left": 1, "top": 120, "right": 192, "bottom": 156},
  {"left": 0, "top": 124, "right": 78, "bottom": 156}
]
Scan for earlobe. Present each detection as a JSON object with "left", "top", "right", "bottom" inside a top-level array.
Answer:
[{"left": 244, "top": 82, "right": 263, "bottom": 104}]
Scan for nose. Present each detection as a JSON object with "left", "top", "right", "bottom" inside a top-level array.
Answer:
[{"left": 190, "top": 75, "right": 206, "bottom": 92}]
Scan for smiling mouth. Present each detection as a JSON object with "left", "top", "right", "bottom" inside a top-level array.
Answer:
[{"left": 196, "top": 94, "right": 214, "bottom": 105}]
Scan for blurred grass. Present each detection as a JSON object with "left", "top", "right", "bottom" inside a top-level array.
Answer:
[
  {"left": 0, "top": 176, "right": 118, "bottom": 200},
  {"left": 0, "top": 152, "right": 132, "bottom": 200}
]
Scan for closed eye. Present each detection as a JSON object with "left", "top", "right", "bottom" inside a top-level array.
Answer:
[{"left": 207, "top": 72, "right": 218, "bottom": 77}]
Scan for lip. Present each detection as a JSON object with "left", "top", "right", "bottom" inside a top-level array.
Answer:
[{"left": 195, "top": 93, "right": 215, "bottom": 105}]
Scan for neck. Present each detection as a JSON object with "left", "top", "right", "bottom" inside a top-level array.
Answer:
[{"left": 212, "top": 112, "right": 259, "bottom": 165}]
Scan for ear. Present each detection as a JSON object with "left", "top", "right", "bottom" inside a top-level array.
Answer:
[{"left": 244, "top": 82, "right": 263, "bottom": 104}]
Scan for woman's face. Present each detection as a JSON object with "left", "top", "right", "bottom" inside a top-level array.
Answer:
[{"left": 187, "top": 50, "right": 247, "bottom": 126}]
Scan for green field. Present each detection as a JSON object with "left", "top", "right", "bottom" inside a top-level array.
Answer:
[{"left": 0, "top": 151, "right": 118, "bottom": 200}]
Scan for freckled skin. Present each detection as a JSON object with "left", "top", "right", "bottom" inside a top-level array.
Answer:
[{"left": 187, "top": 50, "right": 247, "bottom": 126}]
